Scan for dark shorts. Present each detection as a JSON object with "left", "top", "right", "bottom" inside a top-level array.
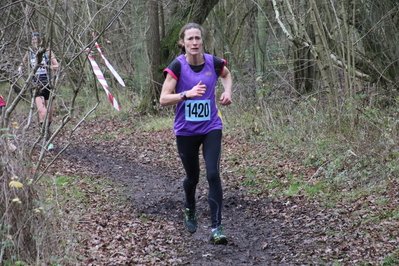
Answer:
[{"left": 31, "top": 75, "right": 52, "bottom": 100}]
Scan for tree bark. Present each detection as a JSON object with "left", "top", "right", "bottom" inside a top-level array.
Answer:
[
  {"left": 160, "top": 0, "right": 220, "bottom": 66},
  {"left": 139, "top": 0, "right": 161, "bottom": 112}
]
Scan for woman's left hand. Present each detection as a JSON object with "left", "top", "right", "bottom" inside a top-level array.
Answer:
[{"left": 218, "top": 92, "right": 232, "bottom": 106}]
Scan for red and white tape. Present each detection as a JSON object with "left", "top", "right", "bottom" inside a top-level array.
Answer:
[
  {"left": 86, "top": 49, "right": 121, "bottom": 111},
  {"left": 93, "top": 33, "right": 125, "bottom": 87}
]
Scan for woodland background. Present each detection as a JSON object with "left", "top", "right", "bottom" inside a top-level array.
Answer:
[{"left": 1, "top": 0, "right": 399, "bottom": 264}]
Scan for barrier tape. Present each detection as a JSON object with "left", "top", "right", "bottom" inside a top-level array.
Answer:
[
  {"left": 86, "top": 49, "right": 121, "bottom": 111},
  {"left": 93, "top": 33, "right": 125, "bottom": 87}
]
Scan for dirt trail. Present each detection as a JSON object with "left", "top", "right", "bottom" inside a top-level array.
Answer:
[
  {"left": 52, "top": 119, "right": 342, "bottom": 265},
  {"left": 61, "top": 146, "right": 283, "bottom": 264}
]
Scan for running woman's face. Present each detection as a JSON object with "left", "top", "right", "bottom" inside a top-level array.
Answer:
[
  {"left": 31, "top": 36, "right": 40, "bottom": 48},
  {"left": 183, "top": 28, "right": 203, "bottom": 56}
]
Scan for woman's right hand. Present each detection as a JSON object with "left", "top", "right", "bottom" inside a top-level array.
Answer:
[{"left": 188, "top": 80, "right": 206, "bottom": 98}]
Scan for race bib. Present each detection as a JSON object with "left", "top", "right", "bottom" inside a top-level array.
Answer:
[{"left": 185, "top": 100, "right": 211, "bottom": 121}]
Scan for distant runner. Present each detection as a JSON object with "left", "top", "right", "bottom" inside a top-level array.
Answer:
[
  {"left": 160, "top": 23, "right": 232, "bottom": 244},
  {"left": 18, "top": 31, "right": 59, "bottom": 150}
]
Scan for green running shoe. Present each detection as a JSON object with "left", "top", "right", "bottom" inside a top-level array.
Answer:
[
  {"left": 210, "top": 225, "right": 227, "bottom": 245},
  {"left": 185, "top": 208, "right": 197, "bottom": 233}
]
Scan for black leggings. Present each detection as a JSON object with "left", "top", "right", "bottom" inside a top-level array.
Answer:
[{"left": 176, "top": 129, "right": 223, "bottom": 228}]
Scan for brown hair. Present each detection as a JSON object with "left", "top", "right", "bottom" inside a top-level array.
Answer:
[
  {"left": 31, "top": 31, "right": 43, "bottom": 46},
  {"left": 177, "top": 23, "right": 204, "bottom": 53}
]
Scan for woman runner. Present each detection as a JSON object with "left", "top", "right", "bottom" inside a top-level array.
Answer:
[
  {"left": 160, "top": 23, "right": 232, "bottom": 244},
  {"left": 18, "top": 31, "right": 59, "bottom": 150}
]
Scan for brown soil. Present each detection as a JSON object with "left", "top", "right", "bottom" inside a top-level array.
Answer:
[{"left": 47, "top": 117, "right": 398, "bottom": 265}]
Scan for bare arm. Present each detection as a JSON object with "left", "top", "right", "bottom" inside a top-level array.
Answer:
[
  {"left": 160, "top": 73, "right": 181, "bottom": 107},
  {"left": 160, "top": 73, "right": 207, "bottom": 107},
  {"left": 50, "top": 57, "right": 59, "bottom": 72},
  {"left": 48, "top": 50, "right": 59, "bottom": 72},
  {"left": 218, "top": 66, "right": 232, "bottom": 106},
  {"left": 17, "top": 53, "right": 28, "bottom": 73}
]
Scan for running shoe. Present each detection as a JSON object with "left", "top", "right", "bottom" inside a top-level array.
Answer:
[
  {"left": 47, "top": 143, "right": 54, "bottom": 151},
  {"left": 210, "top": 225, "right": 227, "bottom": 245},
  {"left": 185, "top": 208, "right": 197, "bottom": 233}
]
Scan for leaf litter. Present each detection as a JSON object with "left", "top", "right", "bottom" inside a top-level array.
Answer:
[{"left": 45, "top": 117, "right": 399, "bottom": 265}]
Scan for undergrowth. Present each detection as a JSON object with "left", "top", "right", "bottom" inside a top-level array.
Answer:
[{"left": 223, "top": 83, "right": 399, "bottom": 203}]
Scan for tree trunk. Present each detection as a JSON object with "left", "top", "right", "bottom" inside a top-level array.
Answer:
[
  {"left": 130, "top": 0, "right": 148, "bottom": 105},
  {"left": 138, "top": 0, "right": 161, "bottom": 113},
  {"left": 293, "top": 46, "right": 316, "bottom": 94},
  {"left": 160, "top": 0, "right": 220, "bottom": 66}
]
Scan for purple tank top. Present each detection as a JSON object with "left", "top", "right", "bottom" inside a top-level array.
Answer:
[{"left": 174, "top": 53, "right": 223, "bottom": 136}]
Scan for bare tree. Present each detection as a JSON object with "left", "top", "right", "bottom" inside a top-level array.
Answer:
[
  {"left": 272, "top": 0, "right": 399, "bottom": 97},
  {"left": 0, "top": 0, "right": 129, "bottom": 263},
  {"left": 160, "top": 0, "right": 220, "bottom": 65},
  {"left": 131, "top": 0, "right": 221, "bottom": 113},
  {"left": 138, "top": 0, "right": 162, "bottom": 112}
]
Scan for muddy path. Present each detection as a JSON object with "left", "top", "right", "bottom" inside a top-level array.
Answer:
[{"left": 51, "top": 119, "right": 368, "bottom": 265}]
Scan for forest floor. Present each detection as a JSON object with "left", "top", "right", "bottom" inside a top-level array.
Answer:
[{"left": 46, "top": 116, "right": 399, "bottom": 265}]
